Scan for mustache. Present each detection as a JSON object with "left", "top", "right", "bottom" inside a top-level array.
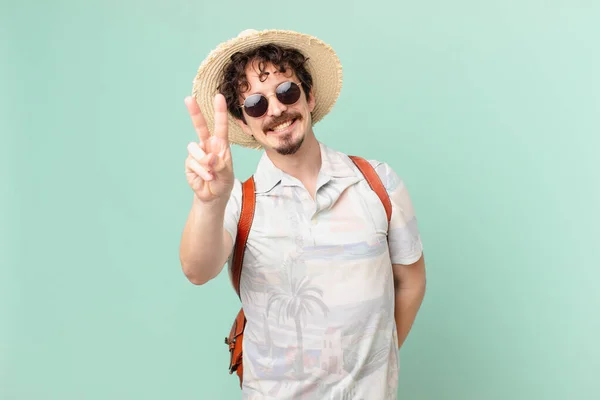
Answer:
[{"left": 264, "top": 112, "right": 301, "bottom": 131}]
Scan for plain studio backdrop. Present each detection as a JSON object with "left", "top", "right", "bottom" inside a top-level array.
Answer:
[{"left": 1, "top": 0, "right": 599, "bottom": 399}]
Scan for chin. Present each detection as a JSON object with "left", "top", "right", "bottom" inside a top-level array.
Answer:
[{"left": 274, "top": 134, "right": 305, "bottom": 155}]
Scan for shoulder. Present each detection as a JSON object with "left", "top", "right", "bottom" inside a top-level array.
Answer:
[
  {"left": 229, "top": 178, "right": 243, "bottom": 200},
  {"left": 325, "top": 144, "right": 406, "bottom": 192},
  {"left": 362, "top": 158, "right": 405, "bottom": 193},
  {"left": 224, "top": 178, "right": 244, "bottom": 216},
  {"left": 226, "top": 175, "right": 259, "bottom": 211}
]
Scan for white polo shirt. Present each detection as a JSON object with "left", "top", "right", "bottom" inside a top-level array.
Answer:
[{"left": 223, "top": 142, "right": 423, "bottom": 400}]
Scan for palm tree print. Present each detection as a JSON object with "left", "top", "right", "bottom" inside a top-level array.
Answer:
[
  {"left": 266, "top": 275, "right": 329, "bottom": 377},
  {"left": 240, "top": 264, "right": 266, "bottom": 305}
]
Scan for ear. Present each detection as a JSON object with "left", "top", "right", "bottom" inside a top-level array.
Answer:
[
  {"left": 235, "top": 118, "right": 253, "bottom": 136},
  {"left": 307, "top": 88, "right": 316, "bottom": 113}
]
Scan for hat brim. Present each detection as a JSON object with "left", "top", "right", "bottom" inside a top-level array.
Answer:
[{"left": 191, "top": 29, "right": 343, "bottom": 149}]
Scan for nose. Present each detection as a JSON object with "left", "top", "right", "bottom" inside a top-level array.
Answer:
[{"left": 266, "top": 94, "right": 287, "bottom": 117}]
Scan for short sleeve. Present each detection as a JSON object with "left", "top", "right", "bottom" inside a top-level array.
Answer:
[
  {"left": 223, "top": 178, "right": 242, "bottom": 259},
  {"left": 374, "top": 162, "right": 424, "bottom": 265}
]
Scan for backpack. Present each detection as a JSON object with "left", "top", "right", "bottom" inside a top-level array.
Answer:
[{"left": 224, "top": 155, "right": 392, "bottom": 388}]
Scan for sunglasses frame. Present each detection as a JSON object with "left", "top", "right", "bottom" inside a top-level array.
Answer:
[{"left": 239, "top": 81, "right": 303, "bottom": 118}]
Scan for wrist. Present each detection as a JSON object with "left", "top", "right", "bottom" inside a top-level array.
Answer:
[{"left": 192, "top": 193, "right": 228, "bottom": 213}]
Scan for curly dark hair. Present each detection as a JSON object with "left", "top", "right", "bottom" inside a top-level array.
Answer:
[{"left": 217, "top": 44, "right": 313, "bottom": 123}]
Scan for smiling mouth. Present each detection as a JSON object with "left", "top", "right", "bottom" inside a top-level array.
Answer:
[{"left": 267, "top": 118, "right": 298, "bottom": 133}]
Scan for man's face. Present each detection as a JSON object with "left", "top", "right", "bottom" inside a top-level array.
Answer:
[{"left": 236, "top": 61, "right": 316, "bottom": 156}]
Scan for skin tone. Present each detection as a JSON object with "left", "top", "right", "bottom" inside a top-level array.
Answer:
[
  {"left": 179, "top": 60, "right": 426, "bottom": 349},
  {"left": 394, "top": 255, "right": 426, "bottom": 348},
  {"left": 235, "top": 61, "right": 321, "bottom": 197},
  {"left": 179, "top": 91, "right": 234, "bottom": 285}
]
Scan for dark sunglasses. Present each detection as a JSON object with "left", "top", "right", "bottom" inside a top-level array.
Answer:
[{"left": 240, "top": 81, "right": 302, "bottom": 118}]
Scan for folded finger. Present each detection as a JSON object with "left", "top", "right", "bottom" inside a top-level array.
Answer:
[
  {"left": 186, "top": 157, "right": 214, "bottom": 181},
  {"left": 188, "top": 142, "right": 218, "bottom": 167},
  {"left": 187, "top": 142, "right": 206, "bottom": 161}
]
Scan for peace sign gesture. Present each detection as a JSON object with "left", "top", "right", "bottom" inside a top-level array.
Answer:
[{"left": 184, "top": 94, "right": 234, "bottom": 203}]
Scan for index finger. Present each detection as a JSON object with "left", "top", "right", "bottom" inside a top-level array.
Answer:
[
  {"left": 184, "top": 96, "right": 210, "bottom": 142},
  {"left": 213, "top": 93, "right": 229, "bottom": 142}
]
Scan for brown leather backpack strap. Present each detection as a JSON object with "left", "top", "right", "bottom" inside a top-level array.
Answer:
[
  {"left": 226, "top": 177, "right": 255, "bottom": 388},
  {"left": 349, "top": 155, "right": 392, "bottom": 223},
  {"left": 231, "top": 176, "right": 256, "bottom": 298}
]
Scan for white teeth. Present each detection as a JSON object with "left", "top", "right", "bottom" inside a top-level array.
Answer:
[{"left": 271, "top": 119, "right": 294, "bottom": 131}]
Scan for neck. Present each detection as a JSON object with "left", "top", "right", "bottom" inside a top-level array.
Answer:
[{"left": 265, "top": 133, "right": 322, "bottom": 197}]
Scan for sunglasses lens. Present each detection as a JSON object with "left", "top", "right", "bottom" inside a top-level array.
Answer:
[
  {"left": 276, "top": 82, "right": 301, "bottom": 105},
  {"left": 244, "top": 95, "right": 268, "bottom": 118}
]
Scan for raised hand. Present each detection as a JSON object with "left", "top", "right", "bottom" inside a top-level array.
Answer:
[{"left": 184, "top": 94, "right": 234, "bottom": 204}]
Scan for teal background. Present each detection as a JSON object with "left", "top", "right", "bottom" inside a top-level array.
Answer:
[{"left": 2, "top": 0, "right": 599, "bottom": 399}]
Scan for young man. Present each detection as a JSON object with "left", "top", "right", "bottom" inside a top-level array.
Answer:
[{"left": 179, "top": 29, "right": 426, "bottom": 399}]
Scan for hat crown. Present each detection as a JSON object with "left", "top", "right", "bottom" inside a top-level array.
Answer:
[{"left": 237, "top": 29, "right": 258, "bottom": 38}]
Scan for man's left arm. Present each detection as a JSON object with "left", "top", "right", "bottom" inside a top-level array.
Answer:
[
  {"left": 393, "top": 254, "right": 426, "bottom": 349},
  {"left": 373, "top": 160, "right": 426, "bottom": 349}
]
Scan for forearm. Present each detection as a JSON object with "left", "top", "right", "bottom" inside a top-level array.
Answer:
[
  {"left": 394, "top": 281, "right": 426, "bottom": 348},
  {"left": 179, "top": 195, "right": 230, "bottom": 284}
]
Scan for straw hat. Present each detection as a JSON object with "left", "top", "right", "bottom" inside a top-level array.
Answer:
[{"left": 191, "top": 29, "right": 343, "bottom": 149}]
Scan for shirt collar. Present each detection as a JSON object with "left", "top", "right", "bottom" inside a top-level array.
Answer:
[{"left": 253, "top": 142, "right": 358, "bottom": 194}]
